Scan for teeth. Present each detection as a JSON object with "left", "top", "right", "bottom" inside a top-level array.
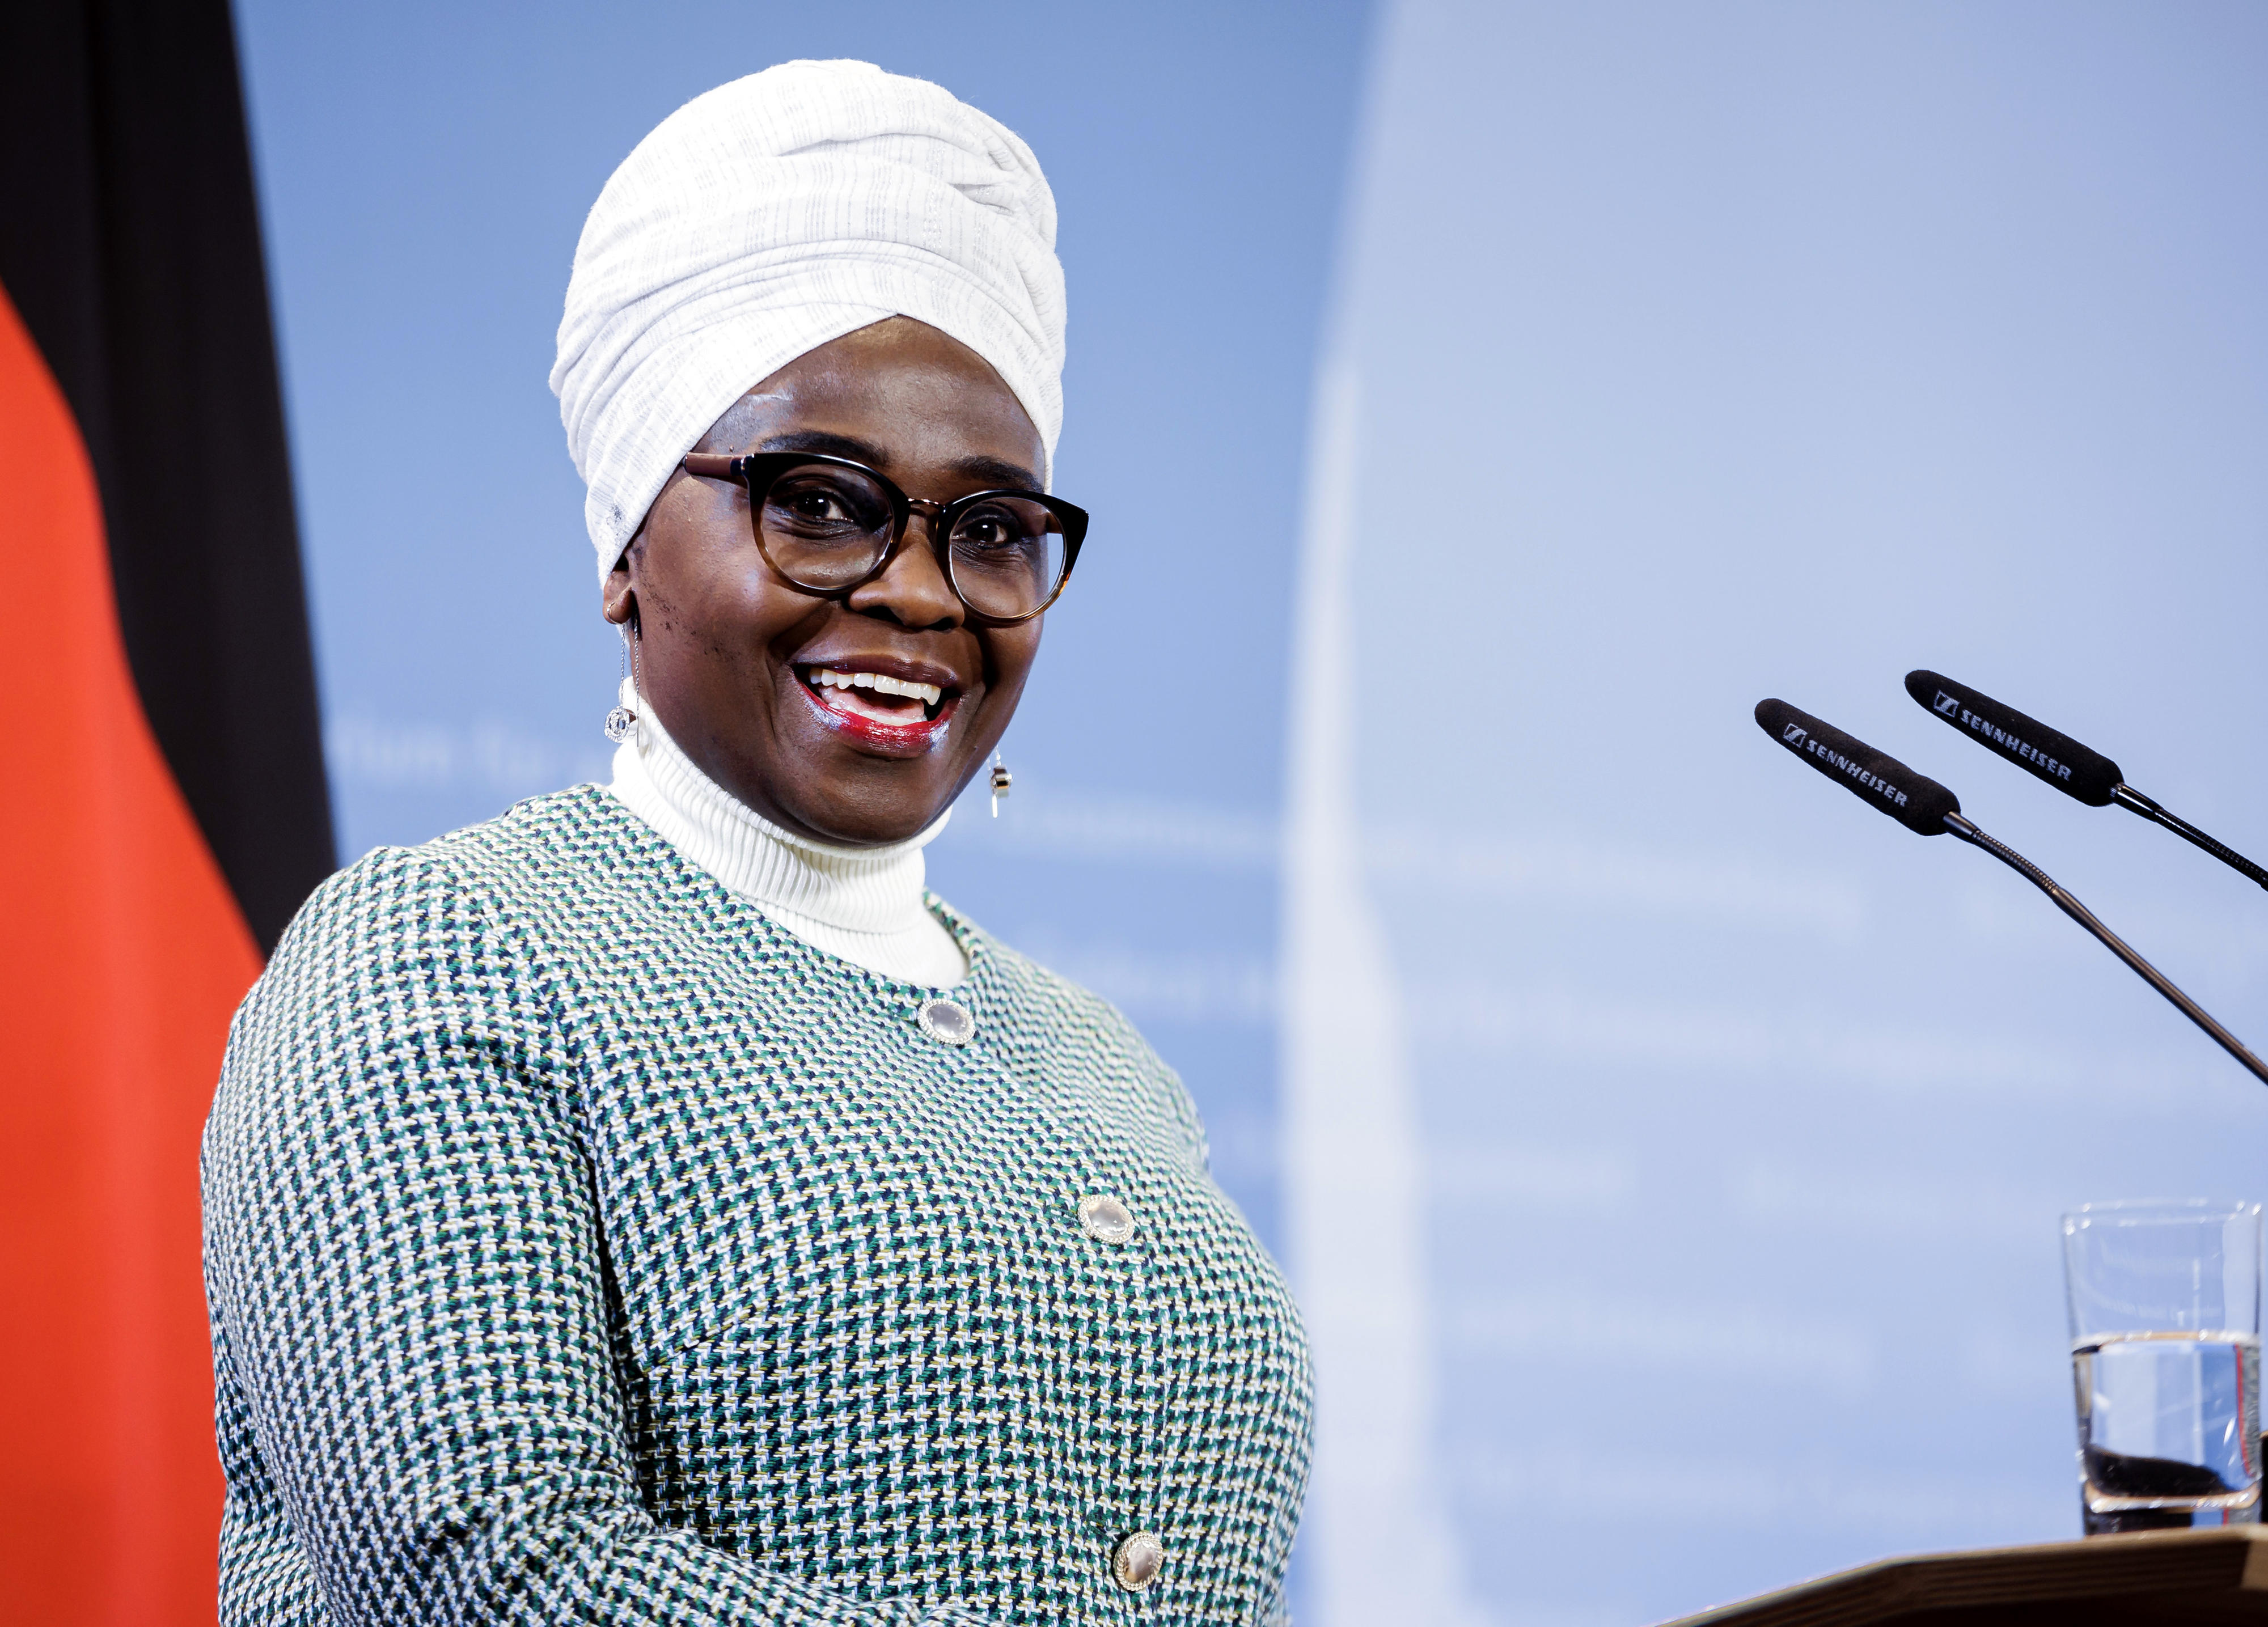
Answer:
[{"left": 810, "top": 667, "right": 944, "bottom": 706}]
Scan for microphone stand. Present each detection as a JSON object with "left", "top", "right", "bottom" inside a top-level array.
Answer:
[
  {"left": 2110, "top": 785, "right": 2268, "bottom": 892},
  {"left": 1943, "top": 812, "right": 2268, "bottom": 1088}
]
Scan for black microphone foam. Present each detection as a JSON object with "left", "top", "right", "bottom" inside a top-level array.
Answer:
[
  {"left": 1755, "top": 698, "right": 1961, "bottom": 836},
  {"left": 1904, "top": 671, "right": 2122, "bottom": 807}
]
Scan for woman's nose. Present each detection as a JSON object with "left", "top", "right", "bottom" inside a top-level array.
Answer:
[{"left": 847, "top": 514, "right": 963, "bottom": 629}]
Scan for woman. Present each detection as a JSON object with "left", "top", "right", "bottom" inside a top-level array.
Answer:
[{"left": 202, "top": 59, "right": 1312, "bottom": 1627}]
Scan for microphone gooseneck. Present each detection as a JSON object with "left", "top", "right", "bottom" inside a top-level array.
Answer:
[
  {"left": 1907, "top": 669, "right": 2268, "bottom": 892},
  {"left": 1940, "top": 812, "right": 2268, "bottom": 1088},
  {"left": 1756, "top": 696, "right": 2268, "bottom": 1090},
  {"left": 2108, "top": 783, "right": 2268, "bottom": 892}
]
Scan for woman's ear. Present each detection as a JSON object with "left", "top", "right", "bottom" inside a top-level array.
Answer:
[{"left": 602, "top": 543, "right": 637, "bottom": 627}]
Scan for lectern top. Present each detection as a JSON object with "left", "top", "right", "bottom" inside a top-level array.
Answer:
[{"left": 1658, "top": 1526, "right": 2268, "bottom": 1626}]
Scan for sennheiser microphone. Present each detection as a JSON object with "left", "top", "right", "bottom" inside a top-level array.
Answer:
[
  {"left": 1755, "top": 699, "right": 1962, "bottom": 834},
  {"left": 1756, "top": 698, "right": 2268, "bottom": 1089},
  {"left": 1906, "top": 670, "right": 2268, "bottom": 892}
]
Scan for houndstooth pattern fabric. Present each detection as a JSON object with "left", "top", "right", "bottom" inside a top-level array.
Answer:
[{"left": 202, "top": 786, "right": 1312, "bottom": 1626}]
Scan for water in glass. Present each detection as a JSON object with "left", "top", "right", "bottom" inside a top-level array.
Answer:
[{"left": 2073, "top": 1331, "right": 2260, "bottom": 1521}]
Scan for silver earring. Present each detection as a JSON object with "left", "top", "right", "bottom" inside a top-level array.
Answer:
[
  {"left": 989, "top": 751, "right": 1012, "bottom": 817},
  {"left": 603, "top": 622, "right": 639, "bottom": 743}
]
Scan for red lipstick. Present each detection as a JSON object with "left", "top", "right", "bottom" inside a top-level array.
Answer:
[{"left": 795, "top": 674, "right": 959, "bottom": 755}]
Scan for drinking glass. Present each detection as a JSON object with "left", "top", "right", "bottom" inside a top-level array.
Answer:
[{"left": 2062, "top": 1200, "right": 2262, "bottom": 1533}]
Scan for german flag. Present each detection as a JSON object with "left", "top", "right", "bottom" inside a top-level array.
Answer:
[{"left": 0, "top": 2, "right": 335, "bottom": 1620}]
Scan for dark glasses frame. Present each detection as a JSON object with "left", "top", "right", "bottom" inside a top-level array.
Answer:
[{"left": 680, "top": 451, "right": 1088, "bottom": 626}]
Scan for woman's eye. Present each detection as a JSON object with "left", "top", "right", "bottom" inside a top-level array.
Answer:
[
  {"left": 773, "top": 486, "right": 876, "bottom": 530},
  {"left": 958, "top": 514, "right": 1023, "bottom": 549}
]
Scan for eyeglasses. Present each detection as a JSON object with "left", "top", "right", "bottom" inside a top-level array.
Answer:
[{"left": 679, "top": 451, "right": 1087, "bottom": 625}]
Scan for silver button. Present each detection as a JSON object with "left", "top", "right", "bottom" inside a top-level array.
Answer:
[
  {"left": 1078, "top": 1193, "right": 1136, "bottom": 1245},
  {"left": 916, "top": 998, "right": 974, "bottom": 1045},
  {"left": 1111, "top": 1531, "right": 1164, "bottom": 1591}
]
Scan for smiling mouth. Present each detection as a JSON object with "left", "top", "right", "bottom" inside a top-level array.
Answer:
[{"left": 798, "top": 665, "right": 957, "bottom": 730}]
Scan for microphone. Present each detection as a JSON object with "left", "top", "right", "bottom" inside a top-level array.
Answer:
[
  {"left": 1906, "top": 670, "right": 2268, "bottom": 892},
  {"left": 1756, "top": 698, "right": 2268, "bottom": 1089},
  {"left": 1755, "top": 699, "right": 1962, "bottom": 835}
]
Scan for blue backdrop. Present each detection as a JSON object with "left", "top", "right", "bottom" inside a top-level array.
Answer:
[
  {"left": 1293, "top": 3, "right": 2268, "bottom": 1622},
  {"left": 237, "top": 4, "right": 2268, "bottom": 1623}
]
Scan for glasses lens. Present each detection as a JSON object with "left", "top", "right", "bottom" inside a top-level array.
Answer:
[
  {"left": 947, "top": 497, "right": 1069, "bottom": 620},
  {"left": 758, "top": 464, "right": 895, "bottom": 588}
]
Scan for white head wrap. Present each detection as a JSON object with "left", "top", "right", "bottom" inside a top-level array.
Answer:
[{"left": 551, "top": 60, "right": 1066, "bottom": 580}]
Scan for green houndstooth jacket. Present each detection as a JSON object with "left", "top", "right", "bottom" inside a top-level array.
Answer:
[{"left": 201, "top": 787, "right": 1313, "bottom": 1625}]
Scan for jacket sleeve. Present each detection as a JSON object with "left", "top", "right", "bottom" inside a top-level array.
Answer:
[{"left": 202, "top": 846, "right": 992, "bottom": 1627}]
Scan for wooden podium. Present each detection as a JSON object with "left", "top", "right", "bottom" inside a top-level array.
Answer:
[{"left": 1658, "top": 1526, "right": 2268, "bottom": 1625}]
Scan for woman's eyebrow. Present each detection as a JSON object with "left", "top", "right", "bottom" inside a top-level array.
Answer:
[
  {"left": 752, "top": 432, "right": 1039, "bottom": 491},
  {"left": 755, "top": 429, "right": 891, "bottom": 465},
  {"left": 953, "top": 454, "right": 1042, "bottom": 490}
]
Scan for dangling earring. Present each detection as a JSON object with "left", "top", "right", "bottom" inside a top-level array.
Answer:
[
  {"left": 989, "top": 750, "right": 1012, "bottom": 817},
  {"left": 603, "top": 616, "right": 639, "bottom": 744}
]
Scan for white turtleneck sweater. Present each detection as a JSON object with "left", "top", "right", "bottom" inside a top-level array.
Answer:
[{"left": 604, "top": 689, "right": 969, "bottom": 988}]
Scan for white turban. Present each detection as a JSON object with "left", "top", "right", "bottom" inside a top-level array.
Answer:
[{"left": 551, "top": 60, "right": 1067, "bottom": 580}]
